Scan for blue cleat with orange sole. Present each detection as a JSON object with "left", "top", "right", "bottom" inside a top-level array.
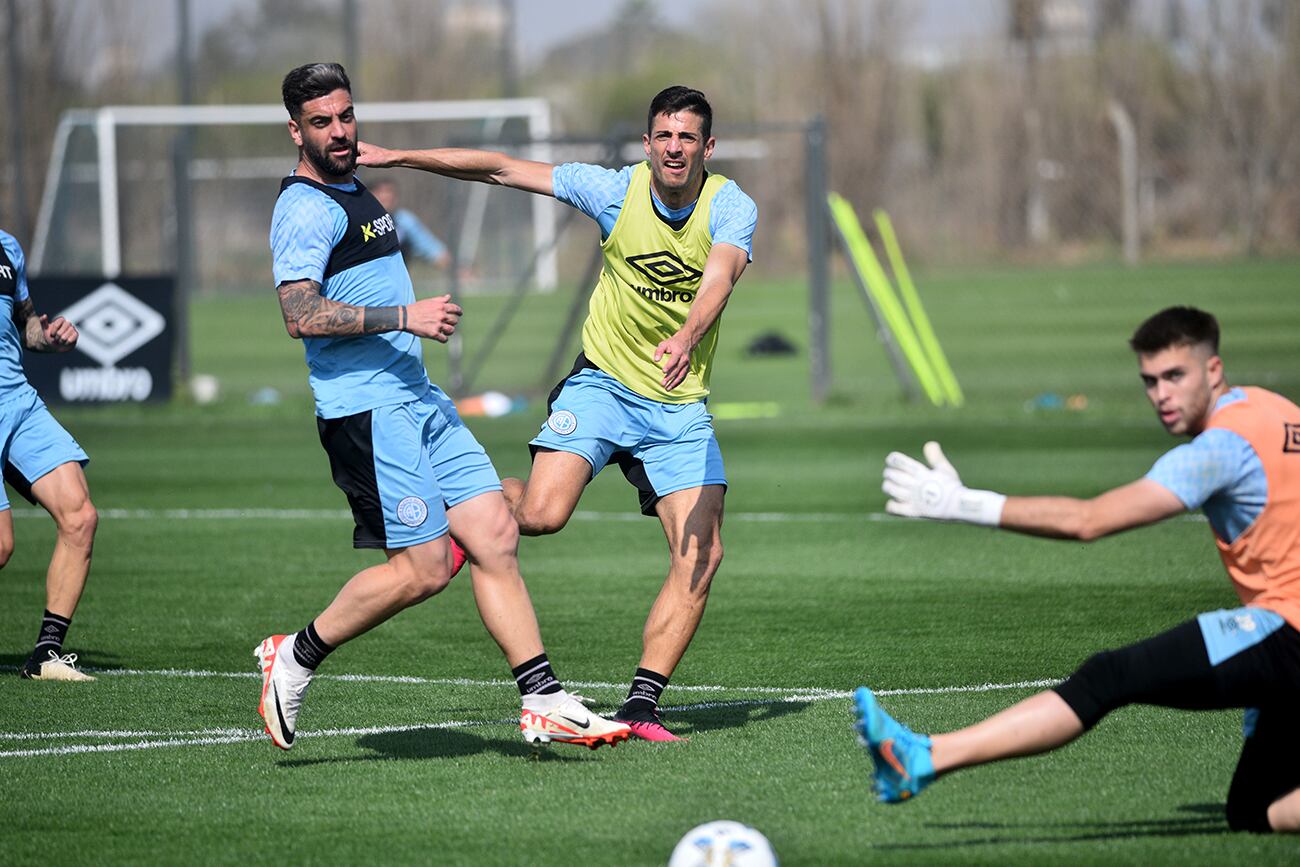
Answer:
[{"left": 853, "top": 686, "right": 935, "bottom": 803}]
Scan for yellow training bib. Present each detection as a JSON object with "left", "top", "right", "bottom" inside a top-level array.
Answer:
[{"left": 581, "top": 162, "right": 729, "bottom": 404}]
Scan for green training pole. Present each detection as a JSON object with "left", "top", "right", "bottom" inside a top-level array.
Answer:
[
  {"left": 827, "top": 194, "right": 944, "bottom": 406},
  {"left": 873, "top": 209, "right": 964, "bottom": 407}
]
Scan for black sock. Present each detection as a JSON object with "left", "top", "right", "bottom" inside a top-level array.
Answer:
[
  {"left": 620, "top": 668, "right": 669, "bottom": 715},
  {"left": 512, "top": 653, "right": 561, "bottom": 697},
  {"left": 292, "top": 621, "right": 334, "bottom": 671},
  {"left": 29, "top": 610, "right": 71, "bottom": 667}
]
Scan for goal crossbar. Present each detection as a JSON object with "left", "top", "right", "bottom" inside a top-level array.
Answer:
[{"left": 31, "top": 98, "right": 557, "bottom": 288}]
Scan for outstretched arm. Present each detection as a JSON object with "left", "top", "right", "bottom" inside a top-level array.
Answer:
[
  {"left": 882, "top": 441, "right": 1186, "bottom": 540},
  {"left": 13, "top": 298, "right": 77, "bottom": 353},
  {"left": 276, "top": 279, "right": 461, "bottom": 342},
  {"left": 654, "top": 243, "right": 749, "bottom": 391},
  {"left": 357, "top": 142, "right": 556, "bottom": 197},
  {"left": 997, "top": 479, "right": 1185, "bottom": 540}
]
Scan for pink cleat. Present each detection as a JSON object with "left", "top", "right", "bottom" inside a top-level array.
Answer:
[{"left": 615, "top": 706, "right": 686, "bottom": 742}]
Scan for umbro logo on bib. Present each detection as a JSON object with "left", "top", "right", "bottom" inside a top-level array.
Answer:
[{"left": 625, "top": 251, "right": 702, "bottom": 287}]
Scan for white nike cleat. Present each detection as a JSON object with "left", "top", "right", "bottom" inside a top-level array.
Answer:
[
  {"left": 254, "top": 634, "right": 313, "bottom": 750},
  {"left": 519, "top": 691, "right": 631, "bottom": 750},
  {"left": 21, "top": 651, "right": 95, "bottom": 682}
]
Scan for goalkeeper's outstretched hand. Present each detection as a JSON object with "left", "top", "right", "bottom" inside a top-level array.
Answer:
[{"left": 882, "top": 441, "right": 1005, "bottom": 526}]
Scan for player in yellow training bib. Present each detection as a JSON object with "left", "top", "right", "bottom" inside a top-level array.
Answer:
[{"left": 359, "top": 86, "right": 758, "bottom": 741}]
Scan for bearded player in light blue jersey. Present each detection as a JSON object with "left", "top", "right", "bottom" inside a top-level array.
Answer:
[
  {"left": 256, "top": 63, "right": 629, "bottom": 752},
  {"left": 359, "top": 85, "right": 758, "bottom": 741},
  {"left": 0, "top": 230, "right": 98, "bottom": 682}
]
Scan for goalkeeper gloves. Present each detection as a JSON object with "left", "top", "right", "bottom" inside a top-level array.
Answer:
[{"left": 882, "top": 441, "right": 1005, "bottom": 526}]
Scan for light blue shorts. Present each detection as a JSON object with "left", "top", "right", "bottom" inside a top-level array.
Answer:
[
  {"left": 0, "top": 385, "right": 89, "bottom": 511},
  {"left": 318, "top": 388, "right": 501, "bottom": 549},
  {"left": 530, "top": 368, "right": 726, "bottom": 515}
]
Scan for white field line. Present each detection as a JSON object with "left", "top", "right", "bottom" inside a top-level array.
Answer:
[
  {"left": 0, "top": 719, "right": 504, "bottom": 759},
  {"left": 0, "top": 674, "right": 1061, "bottom": 759},
  {"left": 0, "top": 665, "right": 1061, "bottom": 697},
  {"left": 9, "top": 507, "right": 1208, "bottom": 524}
]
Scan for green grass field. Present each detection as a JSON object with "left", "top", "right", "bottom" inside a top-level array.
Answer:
[{"left": 2, "top": 258, "right": 1298, "bottom": 865}]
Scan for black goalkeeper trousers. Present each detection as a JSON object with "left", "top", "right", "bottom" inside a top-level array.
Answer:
[{"left": 1052, "top": 613, "right": 1300, "bottom": 833}]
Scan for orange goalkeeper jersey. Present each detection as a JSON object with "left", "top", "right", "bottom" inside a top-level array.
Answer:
[{"left": 1206, "top": 386, "right": 1300, "bottom": 629}]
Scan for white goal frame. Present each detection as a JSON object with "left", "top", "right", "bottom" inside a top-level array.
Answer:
[{"left": 30, "top": 98, "right": 558, "bottom": 289}]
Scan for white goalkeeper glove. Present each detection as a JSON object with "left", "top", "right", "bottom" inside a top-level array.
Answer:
[{"left": 882, "top": 441, "right": 1006, "bottom": 526}]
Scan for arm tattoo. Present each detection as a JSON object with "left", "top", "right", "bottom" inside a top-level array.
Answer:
[
  {"left": 12, "top": 298, "right": 48, "bottom": 351},
  {"left": 277, "top": 280, "right": 404, "bottom": 338}
]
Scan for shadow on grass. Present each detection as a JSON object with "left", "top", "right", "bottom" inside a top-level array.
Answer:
[
  {"left": 872, "top": 803, "right": 1229, "bottom": 851},
  {"left": 277, "top": 726, "right": 596, "bottom": 768},
  {"left": 666, "top": 698, "right": 814, "bottom": 737},
  {"left": 277, "top": 697, "right": 812, "bottom": 768}
]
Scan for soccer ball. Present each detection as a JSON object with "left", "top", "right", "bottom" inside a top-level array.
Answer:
[{"left": 667, "top": 820, "right": 778, "bottom": 866}]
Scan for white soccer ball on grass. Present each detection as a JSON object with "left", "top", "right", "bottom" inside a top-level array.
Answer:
[{"left": 667, "top": 820, "right": 778, "bottom": 866}]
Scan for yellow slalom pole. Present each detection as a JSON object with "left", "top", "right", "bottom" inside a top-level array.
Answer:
[
  {"left": 827, "top": 193, "right": 944, "bottom": 406},
  {"left": 873, "top": 209, "right": 964, "bottom": 407}
]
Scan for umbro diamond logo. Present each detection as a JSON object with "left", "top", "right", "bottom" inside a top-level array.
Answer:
[
  {"left": 626, "top": 251, "right": 702, "bottom": 287},
  {"left": 59, "top": 283, "right": 165, "bottom": 367}
]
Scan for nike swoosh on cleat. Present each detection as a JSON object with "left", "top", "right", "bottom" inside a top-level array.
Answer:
[
  {"left": 559, "top": 714, "right": 591, "bottom": 729},
  {"left": 880, "top": 739, "right": 910, "bottom": 781},
  {"left": 273, "top": 691, "right": 294, "bottom": 746}
]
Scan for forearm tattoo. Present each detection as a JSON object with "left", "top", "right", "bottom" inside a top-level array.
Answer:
[
  {"left": 277, "top": 280, "right": 406, "bottom": 338},
  {"left": 13, "top": 298, "right": 48, "bottom": 351}
]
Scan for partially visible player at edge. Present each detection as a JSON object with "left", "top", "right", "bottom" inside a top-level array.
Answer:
[
  {"left": 357, "top": 85, "right": 758, "bottom": 741},
  {"left": 859, "top": 306, "right": 1300, "bottom": 834},
  {"left": 258, "top": 62, "right": 628, "bottom": 751},
  {"left": 0, "top": 229, "right": 98, "bottom": 682}
]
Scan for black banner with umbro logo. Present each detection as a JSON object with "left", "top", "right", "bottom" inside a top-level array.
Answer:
[{"left": 23, "top": 276, "right": 175, "bottom": 404}]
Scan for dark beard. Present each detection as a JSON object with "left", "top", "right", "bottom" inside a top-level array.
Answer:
[{"left": 302, "top": 137, "right": 357, "bottom": 179}]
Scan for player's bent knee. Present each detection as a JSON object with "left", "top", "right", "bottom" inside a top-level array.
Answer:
[
  {"left": 677, "top": 538, "right": 723, "bottom": 572},
  {"left": 467, "top": 512, "right": 521, "bottom": 568},
  {"left": 56, "top": 501, "right": 98, "bottom": 548},
  {"left": 515, "top": 503, "right": 568, "bottom": 536},
  {"left": 406, "top": 567, "right": 453, "bottom": 602},
  {"left": 388, "top": 553, "right": 452, "bottom": 602},
  {"left": 0, "top": 540, "right": 12, "bottom": 569}
]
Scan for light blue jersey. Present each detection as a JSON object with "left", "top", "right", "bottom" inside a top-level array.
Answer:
[
  {"left": 1146, "top": 388, "right": 1267, "bottom": 543},
  {"left": 551, "top": 163, "right": 758, "bottom": 259},
  {"left": 270, "top": 178, "right": 431, "bottom": 419},
  {"left": 0, "top": 231, "right": 34, "bottom": 398},
  {"left": 0, "top": 231, "right": 89, "bottom": 508}
]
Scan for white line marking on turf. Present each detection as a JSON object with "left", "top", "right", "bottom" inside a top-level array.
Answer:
[
  {"left": 0, "top": 676, "right": 1063, "bottom": 759},
  {"left": 0, "top": 719, "right": 507, "bottom": 759},
  {"left": 0, "top": 665, "right": 1061, "bottom": 696}
]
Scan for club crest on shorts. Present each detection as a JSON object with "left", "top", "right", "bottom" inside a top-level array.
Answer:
[
  {"left": 546, "top": 409, "right": 577, "bottom": 435},
  {"left": 396, "top": 496, "right": 428, "bottom": 528}
]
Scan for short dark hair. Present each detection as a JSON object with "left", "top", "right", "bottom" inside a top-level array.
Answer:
[
  {"left": 282, "top": 63, "right": 351, "bottom": 118},
  {"left": 1129, "top": 306, "right": 1220, "bottom": 355},
  {"left": 647, "top": 86, "right": 713, "bottom": 140}
]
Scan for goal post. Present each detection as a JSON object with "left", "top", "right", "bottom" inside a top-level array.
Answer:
[{"left": 30, "top": 98, "right": 559, "bottom": 290}]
